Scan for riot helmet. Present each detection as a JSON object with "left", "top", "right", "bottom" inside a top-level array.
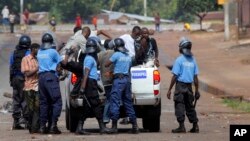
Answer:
[
  {"left": 113, "top": 38, "right": 128, "bottom": 53},
  {"left": 88, "top": 36, "right": 102, "bottom": 52},
  {"left": 179, "top": 37, "right": 192, "bottom": 56},
  {"left": 41, "top": 33, "right": 54, "bottom": 49},
  {"left": 104, "top": 39, "right": 112, "bottom": 50},
  {"left": 42, "top": 33, "right": 54, "bottom": 43},
  {"left": 19, "top": 35, "right": 31, "bottom": 48},
  {"left": 85, "top": 38, "right": 98, "bottom": 54}
]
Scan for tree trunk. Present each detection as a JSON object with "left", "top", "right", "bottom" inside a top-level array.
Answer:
[{"left": 199, "top": 17, "right": 203, "bottom": 30}]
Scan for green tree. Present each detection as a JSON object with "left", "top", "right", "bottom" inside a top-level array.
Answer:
[
  {"left": 177, "top": 0, "right": 216, "bottom": 30},
  {"left": 1, "top": 0, "right": 220, "bottom": 25}
]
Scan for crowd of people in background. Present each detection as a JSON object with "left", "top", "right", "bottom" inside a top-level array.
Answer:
[
  {"left": 1, "top": 5, "right": 100, "bottom": 34},
  {"left": 1, "top": 5, "right": 29, "bottom": 33}
]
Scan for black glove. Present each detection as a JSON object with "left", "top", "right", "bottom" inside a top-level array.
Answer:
[
  {"left": 195, "top": 91, "right": 200, "bottom": 100},
  {"left": 65, "top": 48, "right": 74, "bottom": 56},
  {"left": 79, "top": 88, "right": 85, "bottom": 95}
]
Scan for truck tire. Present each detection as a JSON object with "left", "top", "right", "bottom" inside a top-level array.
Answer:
[
  {"left": 68, "top": 105, "right": 79, "bottom": 132},
  {"left": 142, "top": 116, "right": 160, "bottom": 132},
  {"left": 66, "top": 105, "right": 69, "bottom": 130},
  {"left": 142, "top": 102, "right": 161, "bottom": 132}
]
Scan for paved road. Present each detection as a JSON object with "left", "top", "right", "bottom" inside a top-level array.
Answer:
[{"left": 0, "top": 29, "right": 250, "bottom": 141}]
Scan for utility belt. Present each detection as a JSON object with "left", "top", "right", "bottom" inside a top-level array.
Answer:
[
  {"left": 114, "top": 73, "right": 129, "bottom": 79},
  {"left": 39, "top": 70, "right": 56, "bottom": 76},
  {"left": 176, "top": 81, "right": 192, "bottom": 86}
]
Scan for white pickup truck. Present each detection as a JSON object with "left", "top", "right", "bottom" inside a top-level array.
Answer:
[{"left": 64, "top": 58, "right": 161, "bottom": 132}]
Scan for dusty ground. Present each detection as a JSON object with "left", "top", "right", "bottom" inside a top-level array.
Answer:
[{"left": 0, "top": 26, "right": 250, "bottom": 141}]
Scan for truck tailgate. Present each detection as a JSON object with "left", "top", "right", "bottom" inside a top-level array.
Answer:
[{"left": 131, "top": 67, "right": 154, "bottom": 94}]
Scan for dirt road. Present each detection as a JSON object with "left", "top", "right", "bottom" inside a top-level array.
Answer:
[{"left": 0, "top": 28, "right": 250, "bottom": 141}]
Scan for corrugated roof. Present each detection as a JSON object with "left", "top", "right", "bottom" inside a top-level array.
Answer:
[{"left": 101, "top": 9, "right": 175, "bottom": 23}]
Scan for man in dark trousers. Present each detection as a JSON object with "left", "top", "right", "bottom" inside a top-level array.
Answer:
[
  {"left": 105, "top": 38, "right": 139, "bottom": 134},
  {"left": 78, "top": 38, "right": 110, "bottom": 135},
  {"left": 37, "top": 33, "right": 62, "bottom": 134},
  {"left": 21, "top": 43, "right": 40, "bottom": 133},
  {"left": 9, "top": 35, "right": 31, "bottom": 129},
  {"left": 167, "top": 37, "right": 200, "bottom": 133}
]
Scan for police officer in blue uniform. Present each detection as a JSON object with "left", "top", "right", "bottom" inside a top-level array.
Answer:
[
  {"left": 105, "top": 38, "right": 139, "bottom": 134},
  {"left": 9, "top": 35, "right": 31, "bottom": 129},
  {"left": 78, "top": 38, "right": 110, "bottom": 135},
  {"left": 37, "top": 33, "right": 62, "bottom": 134},
  {"left": 167, "top": 37, "right": 200, "bottom": 133}
]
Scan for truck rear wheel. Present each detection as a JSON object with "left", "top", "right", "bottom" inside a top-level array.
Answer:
[
  {"left": 142, "top": 102, "right": 161, "bottom": 132},
  {"left": 66, "top": 105, "right": 69, "bottom": 130},
  {"left": 68, "top": 105, "right": 79, "bottom": 132},
  {"left": 142, "top": 116, "right": 160, "bottom": 132}
]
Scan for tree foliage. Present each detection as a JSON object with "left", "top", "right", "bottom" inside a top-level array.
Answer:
[
  {"left": 0, "top": 0, "right": 221, "bottom": 24},
  {"left": 176, "top": 0, "right": 220, "bottom": 29}
]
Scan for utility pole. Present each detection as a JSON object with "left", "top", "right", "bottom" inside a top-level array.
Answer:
[
  {"left": 224, "top": 1, "right": 230, "bottom": 40},
  {"left": 110, "top": 0, "right": 116, "bottom": 11},
  {"left": 144, "top": 0, "right": 147, "bottom": 17},
  {"left": 20, "top": 0, "right": 23, "bottom": 24}
]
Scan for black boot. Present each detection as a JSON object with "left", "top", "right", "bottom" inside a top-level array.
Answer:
[
  {"left": 49, "top": 122, "right": 61, "bottom": 134},
  {"left": 189, "top": 122, "right": 199, "bottom": 133},
  {"left": 75, "top": 120, "right": 90, "bottom": 135},
  {"left": 172, "top": 122, "right": 186, "bottom": 133},
  {"left": 131, "top": 120, "right": 139, "bottom": 134},
  {"left": 98, "top": 120, "right": 111, "bottom": 134},
  {"left": 109, "top": 120, "right": 118, "bottom": 134},
  {"left": 119, "top": 117, "right": 130, "bottom": 125},
  {"left": 12, "top": 119, "right": 24, "bottom": 130},
  {"left": 47, "top": 121, "right": 52, "bottom": 131},
  {"left": 18, "top": 117, "right": 27, "bottom": 125},
  {"left": 39, "top": 125, "right": 47, "bottom": 134}
]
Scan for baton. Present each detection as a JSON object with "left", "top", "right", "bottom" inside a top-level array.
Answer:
[
  {"left": 83, "top": 94, "right": 91, "bottom": 108},
  {"left": 193, "top": 98, "right": 198, "bottom": 108}
]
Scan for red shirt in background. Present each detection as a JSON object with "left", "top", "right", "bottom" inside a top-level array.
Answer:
[
  {"left": 75, "top": 16, "right": 82, "bottom": 28},
  {"left": 24, "top": 9, "right": 29, "bottom": 24}
]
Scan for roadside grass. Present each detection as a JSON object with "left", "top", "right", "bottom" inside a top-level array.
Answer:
[{"left": 223, "top": 98, "right": 250, "bottom": 113}]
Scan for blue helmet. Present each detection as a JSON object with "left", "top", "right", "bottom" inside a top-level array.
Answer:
[
  {"left": 113, "top": 38, "right": 127, "bottom": 53},
  {"left": 41, "top": 33, "right": 54, "bottom": 49},
  {"left": 179, "top": 37, "right": 192, "bottom": 56},
  {"left": 42, "top": 33, "right": 53, "bottom": 43},
  {"left": 85, "top": 38, "right": 98, "bottom": 54},
  {"left": 19, "top": 35, "right": 31, "bottom": 48}
]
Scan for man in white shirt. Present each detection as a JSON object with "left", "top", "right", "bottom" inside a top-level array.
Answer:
[
  {"left": 1, "top": 5, "right": 9, "bottom": 32},
  {"left": 119, "top": 26, "right": 141, "bottom": 59}
]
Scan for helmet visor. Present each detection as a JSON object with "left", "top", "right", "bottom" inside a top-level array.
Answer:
[
  {"left": 85, "top": 47, "right": 96, "bottom": 54},
  {"left": 182, "top": 48, "right": 192, "bottom": 56},
  {"left": 118, "top": 46, "right": 128, "bottom": 53}
]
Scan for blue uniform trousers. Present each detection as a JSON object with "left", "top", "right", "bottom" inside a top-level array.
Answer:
[
  {"left": 38, "top": 72, "right": 62, "bottom": 126},
  {"left": 103, "top": 85, "right": 112, "bottom": 123},
  {"left": 110, "top": 76, "right": 136, "bottom": 123}
]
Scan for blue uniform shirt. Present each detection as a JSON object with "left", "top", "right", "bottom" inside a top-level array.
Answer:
[
  {"left": 172, "top": 54, "right": 199, "bottom": 83},
  {"left": 110, "top": 52, "right": 131, "bottom": 74},
  {"left": 37, "top": 48, "right": 62, "bottom": 73},
  {"left": 84, "top": 55, "right": 98, "bottom": 80}
]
